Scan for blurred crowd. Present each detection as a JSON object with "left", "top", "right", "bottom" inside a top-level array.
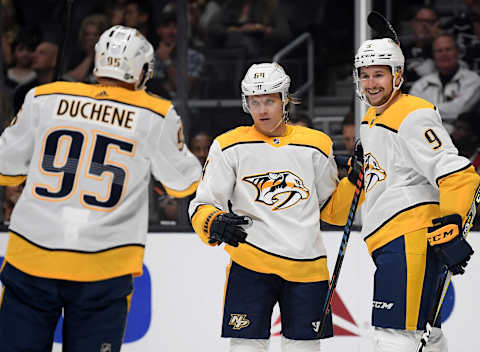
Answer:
[{"left": 2, "top": 0, "right": 480, "bottom": 227}]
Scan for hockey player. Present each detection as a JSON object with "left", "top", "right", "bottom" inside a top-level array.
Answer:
[
  {"left": 189, "top": 62, "right": 358, "bottom": 352},
  {"left": 0, "top": 25, "right": 202, "bottom": 351},
  {"left": 353, "top": 37, "right": 480, "bottom": 351}
]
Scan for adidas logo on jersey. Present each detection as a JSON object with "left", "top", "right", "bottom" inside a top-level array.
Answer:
[
  {"left": 242, "top": 171, "right": 310, "bottom": 210},
  {"left": 229, "top": 314, "right": 250, "bottom": 330},
  {"left": 96, "top": 90, "right": 109, "bottom": 97}
]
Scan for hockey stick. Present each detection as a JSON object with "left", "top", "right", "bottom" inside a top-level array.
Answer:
[
  {"left": 317, "top": 158, "right": 364, "bottom": 338},
  {"left": 54, "top": 0, "right": 75, "bottom": 80},
  {"left": 367, "top": 10, "right": 400, "bottom": 45},
  {"left": 416, "top": 183, "right": 480, "bottom": 351}
]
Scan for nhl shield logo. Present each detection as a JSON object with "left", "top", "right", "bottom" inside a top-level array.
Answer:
[{"left": 242, "top": 171, "right": 309, "bottom": 210}]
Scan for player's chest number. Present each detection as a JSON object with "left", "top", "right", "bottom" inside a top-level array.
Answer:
[{"left": 34, "top": 127, "right": 136, "bottom": 211}]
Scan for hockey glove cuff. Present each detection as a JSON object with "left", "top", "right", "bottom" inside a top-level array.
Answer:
[
  {"left": 427, "top": 214, "right": 474, "bottom": 275},
  {"left": 208, "top": 212, "right": 251, "bottom": 247}
]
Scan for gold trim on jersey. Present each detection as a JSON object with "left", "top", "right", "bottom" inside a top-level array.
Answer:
[
  {"left": 0, "top": 174, "right": 26, "bottom": 186},
  {"left": 321, "top": 177, "right": 363, "bottom": 226},
  {"left": 362, "top": 94, "right": 434, "bottom": 131},
  {"left": 217, "top": 125, "right": 332, "bottom": 157},
  {"left": 5, "top": 232, "right": 145, "bottom": 281},
  {"left": 364, "top": 203, "right": 440, "bottom": 254},
  {"left": 438, "top": 165, "right": 480, "bottom": 222},
  {"left": 163, "top": 180, "right": 200, "bottom": 198},
  {"left": 191, "top": 204, "right": 225, "bottom": 246},
  {"left": 225, "top": 243, "right": 329, "bottom": 282},
  {"left": 404, "top": 228, "right": 428, "bottom": 330},
  {"left": 34, "top": 81, "right": 172, "bottom": 118}
]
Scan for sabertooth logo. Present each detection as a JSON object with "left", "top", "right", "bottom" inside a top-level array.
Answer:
[
  {"left": 229, "top": 314, "right": 250, "bottom": 330},
  {"left": 243, "top": 171, "right": 310, "bottom": 210},
  {"left": 363, "top": 153, "right": 386, "bottom": 193}
]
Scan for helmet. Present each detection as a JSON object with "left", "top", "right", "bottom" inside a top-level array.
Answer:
[
  {"left": 241, "top": 62, "right": 291, "bottom": 121},
  {"left": 353, "top": 38, "right": 405, "bottom": 106},
  {"left": 94, "top": 25, "right": 154, "bottom": 88}
]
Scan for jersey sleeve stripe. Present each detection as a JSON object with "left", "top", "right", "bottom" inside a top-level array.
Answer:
[
  {"left": 435, "top": 162, "right": 472, "bottom": 186},
  {"left": 0, "top": 174, "right": 26, "bottom": 186},
  {"left": 163, "top": 180, "right": 200, "bottom": 198}
]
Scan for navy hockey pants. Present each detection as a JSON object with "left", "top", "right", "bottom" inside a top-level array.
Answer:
[{"left": 0, "top": 261, "right": 133, "bottom": 352}]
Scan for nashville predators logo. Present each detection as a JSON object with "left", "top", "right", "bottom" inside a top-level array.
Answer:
[
  {"left": 364, "top": 153, "right": 386, "bottom": 192},
  {"left": 242, "top": 171, "right": 309, "bottom": 210},
  {"left": 229, "top": 314, "right": 250, "bottom": 330}
]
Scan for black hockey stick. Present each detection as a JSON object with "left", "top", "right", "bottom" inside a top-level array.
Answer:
[
  {"left": 317, "top": 158, "right": 364, "bottom": 338},
  {"left": 416, "top": 183, "right": 480, "bottom": 351},
  {"left": 367, "top": 10, "right": 400, "bottom": 45},
  {"left": 54, "top": 0, "right": 75, "bottom": 80}
]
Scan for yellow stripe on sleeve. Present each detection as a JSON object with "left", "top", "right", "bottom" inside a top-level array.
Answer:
[
  {"left": 0, "top": 174, "right": 26, "bottom": 186},
  {"left": 163, "top": 180, "right": 199, "bottom": 198},
  {"left": 438, "top": 165, "right": 480, "bottom": 223}
]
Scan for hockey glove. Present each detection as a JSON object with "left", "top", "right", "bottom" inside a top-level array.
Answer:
[
  {"left": 347, "top": 140, "right": 364, "bottom": 185},
  {"left": 208, "top": 212, "right": 251, "bottom": 247},
  {"left": 427, "top": 214, "right": 474, "bottom": 275}
]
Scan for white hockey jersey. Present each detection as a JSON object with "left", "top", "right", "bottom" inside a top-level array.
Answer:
[
  {"left": 189, "top": 124, "right": 356, "bottom": 282},
  {"left": 360, "top": 94, "right": 479, "bottom": 254},
  {"left": 0, "top": 81, "right": 202, "bottom": 281}
]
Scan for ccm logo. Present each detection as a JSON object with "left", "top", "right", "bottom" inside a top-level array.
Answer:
[{"left": 372, "top": 301, "right": 394, "bottom": 310}]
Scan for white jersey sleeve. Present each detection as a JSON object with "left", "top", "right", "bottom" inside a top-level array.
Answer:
[
  {"left": 398, "top": 108, "right": 470, "bottom": 187},
  {"left": 315, "top": 149, "right": 339, "bottom": 206},
  {"left": 0, "top": 88, "right": 36, "bottom": 177},
  {"left": 189, "top": 139, "right": 234, "bottom": 213},
  {"left": 147, "top": 106, "right": 202, "bottom": 195}
]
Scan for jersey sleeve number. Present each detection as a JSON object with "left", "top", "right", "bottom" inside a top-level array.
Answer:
[
  {"left": 424, "top": 128, "right": 442, "bottom": 150},
  {"left": 34, "top": 128, "right": 136, "bottom": 211}
]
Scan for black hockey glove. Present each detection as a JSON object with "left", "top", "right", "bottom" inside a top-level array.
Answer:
[
  {"left": 427, "top": 214, "right": 474, "bottom": 275},
  {"left": 208, "top": 212, "right": 251, "bottom": 247},
  {"left": 347, "top": 140, "right": 364, "bottom": 185}
]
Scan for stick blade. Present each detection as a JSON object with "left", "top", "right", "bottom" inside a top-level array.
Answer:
[{"left": 367, "top": 11, "right": 399, "bottom": 44}]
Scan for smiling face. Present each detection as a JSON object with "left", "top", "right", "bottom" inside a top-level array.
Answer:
[
  {"left": 359, "top": 65, "right": 397, "bottom": 108},
  {"left": 247, "top": 93, "right": 285, "bottom": 137},
  {"left": 433, "top": 35, "right": 458, "bottom": 75}
]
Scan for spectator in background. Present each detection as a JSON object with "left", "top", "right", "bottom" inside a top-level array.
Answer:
[
  {"left": 409, "top": 33, "right": 480, "bottom": 120},
  {"left": 450, "top": 111, "right": 480, "bottom": 172},
  {"left": 188, "top": 0, "right": 221, "bottom": 48},
  {"left": 147, "top": 3, "right": 205, "bottom": 99},
  {"left": 1, "top": 0, "right": 19, "bottom": 67},
  {"left": 288, "top": 112, "right": 313, "bottom": 128},
  {"left": 13, "top": 41, "right": 59, "bottom": 114},
  {"left": 462, "top": 12, "right": 480, "bottom": 72},
  {"left": 4, "top": 29, "right": 38, "bottom": 90},
  {"left": 123, "top": 0, "right": 156, "bottom": 45},
  {"left": 402, "top": 6, "right": 440, "bottom": 90},
  {"left": 444, "top": 0, "right": 480, "bottom": 55},
  {"left": 208, "top": 0, "right": 291, "bottom": 59},
  {"left": 104, "top": 0, "right": 127, "bottom": 26},
  {"left": 65, "top": 14, "right": 109, "bottom": 83},
  {"left": 189, "top": 130, "right": 214, "bottom": 166},
  {"left": 0, "top": 90, "right": 14, "bottom": 133}
]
